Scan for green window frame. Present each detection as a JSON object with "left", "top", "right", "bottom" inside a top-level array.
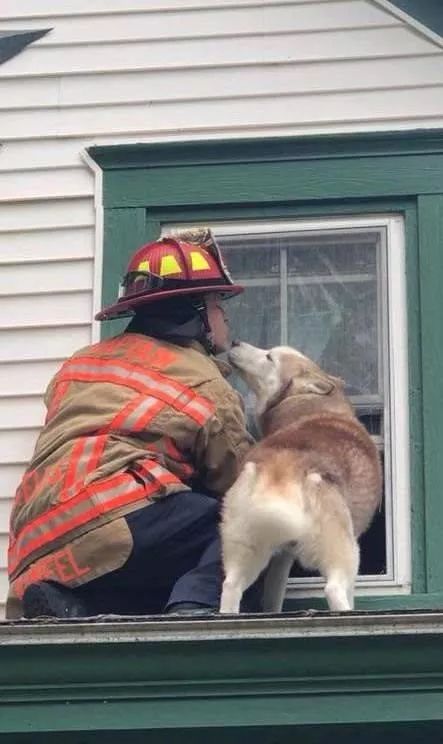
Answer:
[{"left": 88, "top": 130, "right": 443, "bottom": 612}]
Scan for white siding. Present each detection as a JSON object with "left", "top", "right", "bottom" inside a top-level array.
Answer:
[
  {"left": 1, "top": 0, "right": 443, "bottom": 614},
  {"left": 0, "top": 1, "right": 400, "bottom": 42}
]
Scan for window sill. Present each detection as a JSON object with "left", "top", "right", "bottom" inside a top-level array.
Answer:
[{"left": 284, "top": 591, "right": 443, "bottom": 611}]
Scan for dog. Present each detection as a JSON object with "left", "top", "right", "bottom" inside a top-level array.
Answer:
[{"left": 220, "top": 342, "right": 382, "bottom": 613}]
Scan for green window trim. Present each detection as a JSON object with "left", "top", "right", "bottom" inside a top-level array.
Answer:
[{"left": 88, "top": 130, "right": 443, "bottom": 612}]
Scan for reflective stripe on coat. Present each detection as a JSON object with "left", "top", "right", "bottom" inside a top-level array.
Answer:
[{"left": 8, "top": 333, "right": 253, "bottom": 584}]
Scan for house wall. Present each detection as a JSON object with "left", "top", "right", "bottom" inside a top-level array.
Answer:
[{"left": 1, "top": 0, "right": 443, "bottom": 614}]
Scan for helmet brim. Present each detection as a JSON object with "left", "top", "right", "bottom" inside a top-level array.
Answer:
[{"left": 95, "top": 283, "right": 244, "bottom": 321}]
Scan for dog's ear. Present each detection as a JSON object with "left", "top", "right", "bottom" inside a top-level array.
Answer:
[
  {"left": 279, "top": 351, "right": 344, "bottom": 397},
  {"left": 300, "top": 372, "right": 342, "bottom": 396},
  {"left": 303, "top": 375, "right": 333, "bottom": 395}
]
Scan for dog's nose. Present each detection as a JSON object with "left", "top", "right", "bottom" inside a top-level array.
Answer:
[{"left": 231, "top": 339, "right": 241, "bottom": 347}]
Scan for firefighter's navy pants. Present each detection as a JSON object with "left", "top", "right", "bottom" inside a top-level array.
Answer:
[{"left": 73, "top": 490, "right": 263, "bottom": 615}]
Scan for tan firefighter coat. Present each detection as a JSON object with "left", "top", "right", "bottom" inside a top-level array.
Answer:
[{"left": 7, "top": 332, "right": 253, "bottom": 618}]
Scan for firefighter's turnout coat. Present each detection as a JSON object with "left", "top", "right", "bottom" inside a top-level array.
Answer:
[{"left": 7, "top": 332, "right": 252, "bottom": 617}]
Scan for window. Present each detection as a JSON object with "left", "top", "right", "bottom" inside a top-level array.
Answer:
[
  {"left": 166, "top": 216, "right": 410, "bottom": 599},
  {"left": 91, "top": 130, "right": 443, "bottom": 610}
]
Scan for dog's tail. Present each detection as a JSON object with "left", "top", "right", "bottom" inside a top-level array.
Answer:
[{"left": 223, "top": 461, "right": 257, "bottom": 513}]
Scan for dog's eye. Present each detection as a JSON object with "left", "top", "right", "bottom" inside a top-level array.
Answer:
[{"left": 266, "top": 352, "right": 273, "bottom": 362}]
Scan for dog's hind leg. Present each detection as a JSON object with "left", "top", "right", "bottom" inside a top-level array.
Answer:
[
  {"left": 220, "top": 462, "right": 271, "bottom": 614},
  {"left": 323, "top": 528, "right": 359, "bottom": 612},
  {"left": 324, "top": 567, "right": 356, "bottom": 611},
  {"left": 298, "top": 479, "right": 359, "bottom": 612},
  {"left": 220, "top": 544, "right": 271, "bottom": 614},
  {"left": 263, "top": 550, "right": 294, "bottom": 612}
]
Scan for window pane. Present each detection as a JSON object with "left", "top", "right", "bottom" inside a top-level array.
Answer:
[
  {"left": 287, "top": 231, "right": 380, "bottom": 397},
  {"left": 225, "top": 285, "right": 280, "bottom": 423},
  {"left": 227, "top": 285, "right": 280, "bottom": 348},
  {"left": 220, "top": 229, "right": 382, "bottom": 397},
  {"left": 288, "top": 279, "right": 378, "bottom": 396},
  {"left": 221, "top": 237, "right": 280, "bottom": 278},
  {"left": 286, "top": 232, "right": 377, "bottom": 276}
]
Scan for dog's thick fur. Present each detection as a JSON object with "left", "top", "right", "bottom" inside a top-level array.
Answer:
[{"left": 220, "top": 343, "right": 382, "bottom": 613}]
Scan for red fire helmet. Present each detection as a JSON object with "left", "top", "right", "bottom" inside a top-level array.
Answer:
[{"left": 95, "top": 229, "right": 243, "bottom": 321}]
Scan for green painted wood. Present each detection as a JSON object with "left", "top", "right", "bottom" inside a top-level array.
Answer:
[
  {"left": 144, "top": 216, "right": 162, "bottom": 243},
  {"left": 100, "top": 207, "right": 147, "bottom": 339},
  {"left": 2, "top": 691, "right": 443, "bottom": 733},
  {"left": 146, "top": 197, "right": 416, "bottom": 226},
  {"left": 417, "top": 195, "right": 443, "bottom": 593},
  {"left": 0, "top": 630, "right": 442, "bottom": 735},
  {"left": 404, "top": 207, "right": 427, "bottom": 593},
  {"left": 4, "top": 722, "right": 443, "bottom": 744},
  {"left": 103, "top": 154, "right": 443, "bottom": 209},
  {"left": 88, "top": 130, "right": 443, "bottom": 171},
  {"left": 285, "top": 591, "right": 443, "bottom": 612}
]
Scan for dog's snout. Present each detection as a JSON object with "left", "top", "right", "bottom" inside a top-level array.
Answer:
[{"left": 230, "top": 339, "right": 241, "bottom": 347}]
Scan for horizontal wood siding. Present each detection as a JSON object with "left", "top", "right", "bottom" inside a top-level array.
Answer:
[
  {"left": 0, "top": 1, "right": 399, "bottom": 41},
  {"left": 0, "top": 0, "right": 442, "bottom": 614},
  {"left": 0, "top": 28, "right": 436, "bottom": 78}
]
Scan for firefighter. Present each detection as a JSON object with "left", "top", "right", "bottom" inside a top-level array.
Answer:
[{"left": 7, "top": 229, "right": 258, "bottom": 619}]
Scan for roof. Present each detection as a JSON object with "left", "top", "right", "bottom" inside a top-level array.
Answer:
[
  {"left": 374, "top": 0, "right": 443, "bottom": 46},
  {"left": 1, "top": 610, "right": 442, "bottom": 739},
  {"left": 1, "top": 608, "right": 443, "bottom": 645},
  {"left": 0, "top": 28, "right": 50, "bottom": 66}
]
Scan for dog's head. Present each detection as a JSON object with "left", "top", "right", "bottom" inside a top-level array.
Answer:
[{"left": 228, "top": 341, "right": 343, "bottom": 415}]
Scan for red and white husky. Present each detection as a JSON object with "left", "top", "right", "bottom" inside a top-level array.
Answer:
[{"left": 220, "top": 342, "right": 382, "bottom": 614}]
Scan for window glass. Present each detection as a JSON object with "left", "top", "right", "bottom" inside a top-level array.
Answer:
[
  {"left": 218, "top": 226, "right": 388, "bottom": 581},
  {"left": 221, "top": 230, "right": 381, "bottom": 397}
]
